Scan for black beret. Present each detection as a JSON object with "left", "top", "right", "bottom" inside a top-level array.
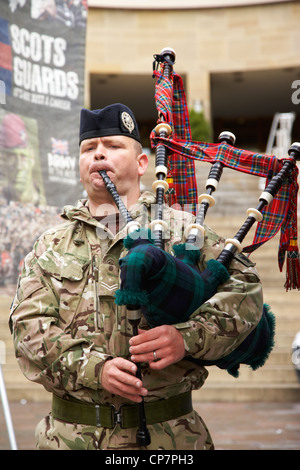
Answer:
[{"left": 79, "top": 103, "right": 141, "bottom": 145}]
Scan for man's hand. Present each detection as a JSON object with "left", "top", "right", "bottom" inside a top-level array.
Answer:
[
  {"left": 101, "top": 358, "right": 148, "bottom": 403},
  {"left": 101, "top": 325, "right": 185, "bottom": 402},
  {"left": 129, "top": 325, "right": 185, "bottom": 369}
]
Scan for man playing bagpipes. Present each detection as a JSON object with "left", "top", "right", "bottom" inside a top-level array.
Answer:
[{"left": 9, "top": 100, "right": 273, "bottom": 450}]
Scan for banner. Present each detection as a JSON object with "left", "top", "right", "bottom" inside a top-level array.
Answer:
[{"left": 0, "top": 0, "right": 87, "bottom": 288}]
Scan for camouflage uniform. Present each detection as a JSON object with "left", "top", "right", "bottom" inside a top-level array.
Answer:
[{"left": 10, "top": 192, "right": 263, "bottom": 450}]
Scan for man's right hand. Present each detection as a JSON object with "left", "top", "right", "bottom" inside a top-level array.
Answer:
[{"left": 101, "top": 357, "right": 148, "bottom": 403}]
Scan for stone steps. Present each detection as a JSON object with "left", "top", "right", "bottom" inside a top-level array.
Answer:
[
  {"left": 194, "top": 383, "right": 300, "bottom": 402},
  {"left": 207, "top": 365, "right": 297, "bottom": 384}
]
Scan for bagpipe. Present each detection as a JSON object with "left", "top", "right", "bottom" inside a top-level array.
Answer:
[{"left": 100, "top": 48, "right": 300, "bottom": 446}]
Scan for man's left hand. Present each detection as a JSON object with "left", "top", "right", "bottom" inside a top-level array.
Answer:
[{"left": 129, "top": 325, "right": 185, "bottom": 369}]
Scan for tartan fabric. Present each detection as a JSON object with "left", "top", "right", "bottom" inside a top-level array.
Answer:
[
  {"left": 150, "top": 68, "right": 299, "bottom": 274},
  {"left": 115, "top": 237, "right": 229, "bottom": 327},
  {"left": 116, "top": 232, "right": 275, "bottom": 376},
  {"left": 152, "top": 67, "right": 198, "bottom": 213}
]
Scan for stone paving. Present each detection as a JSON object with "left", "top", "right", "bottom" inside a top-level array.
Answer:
[{"left": 1, "top": 400, "right": 299, "bottom": 451}]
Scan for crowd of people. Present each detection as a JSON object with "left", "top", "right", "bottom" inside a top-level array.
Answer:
[{"left": 0, "top": 199, "right": 61, "bottom": 287}]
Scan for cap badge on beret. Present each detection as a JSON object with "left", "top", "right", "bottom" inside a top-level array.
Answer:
[{"left": 121, "top": 112, "right": 134, "bottom": 134}]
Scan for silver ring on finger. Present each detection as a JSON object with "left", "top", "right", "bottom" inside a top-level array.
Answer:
[{"left": 153, "top": 350, "right": 158, "bottom": 361}]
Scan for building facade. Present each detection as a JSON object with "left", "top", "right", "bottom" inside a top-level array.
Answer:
[{"left": 85, "top": 1, "right": 300, "bottom": 151}]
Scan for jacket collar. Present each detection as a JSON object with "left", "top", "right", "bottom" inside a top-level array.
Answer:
[{"left": 61, "top": 191, "right": 156, "bottom": 230}]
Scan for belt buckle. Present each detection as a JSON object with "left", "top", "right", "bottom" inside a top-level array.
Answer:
[
  {"left": 95, "top": 403, "right": 125, "bottom": 428},
  {"left": 113, "top": 404, "right": 124, "bottom": 428}
]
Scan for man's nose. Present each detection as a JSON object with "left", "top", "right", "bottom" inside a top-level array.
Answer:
[{"left": 94, "top": 143, "right": 106, "bottom": 160}]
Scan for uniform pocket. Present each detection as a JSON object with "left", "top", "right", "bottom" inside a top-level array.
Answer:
[
  {"left": 36, "top": 248, "right": 90, "bottom": 331},
  {"left": 37, "top": 248, "right": 90, "bottom": 281}
]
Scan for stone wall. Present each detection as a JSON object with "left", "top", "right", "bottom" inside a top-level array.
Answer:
[{"left": 85, "top": 2, "right": 300, "bottom": 120}]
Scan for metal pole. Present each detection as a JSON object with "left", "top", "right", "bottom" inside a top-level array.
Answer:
[{"left": 0, "top": 364, "right": 18, "bottom": 450}]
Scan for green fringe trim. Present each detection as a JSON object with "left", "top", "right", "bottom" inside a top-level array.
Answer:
[
  {"left": 114, "top": 289, "right": 149, "bottom": 307},
  {"left": 172, "top": 243, "right": 200, "bottom": 264},
  {"left": 123, "top": 228, "right": 154, "bottom": 249},
  {"left": 248, "top": 303, "right": 276, "bottom": 371},
  {"left": 206, "top": 259, "right": 230, "bottom": 283},
  {"left": 172, "top": 243, "right": 186, "bottom": 257},
  {"left": 227, "top": 303, "right": 276, "bottom": 378}
]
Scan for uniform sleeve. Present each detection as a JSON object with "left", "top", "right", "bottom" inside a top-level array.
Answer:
[
  {"left": 9, "top": 238, "right": 110, "bottom": 396},
  {"left": 174, "top": 226, "right": 264, "bottom": 361}
]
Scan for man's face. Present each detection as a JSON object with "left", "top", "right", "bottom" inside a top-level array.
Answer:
[{"left": 79, "top": 135, "right": 147, "bottom": 203}]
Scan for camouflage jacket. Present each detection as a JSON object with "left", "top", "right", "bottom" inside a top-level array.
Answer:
[{"left": 10, "top": 192, "right": 263, "bottom": 408}]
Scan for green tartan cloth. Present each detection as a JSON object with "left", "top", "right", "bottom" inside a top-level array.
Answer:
[
  {"left": 115, "top": 230, "right": 275, "bottom": 377},
  {"left": 115, "top": 233, "right": 229, "bottom": 328}
]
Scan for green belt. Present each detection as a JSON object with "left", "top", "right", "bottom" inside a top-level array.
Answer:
[{"left": 52, "top": 392, "right": 192, "bottom": 429}]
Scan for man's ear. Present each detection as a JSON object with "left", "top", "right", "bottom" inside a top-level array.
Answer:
[{"left": 137, "top": 152, "right": 149, "bottom": 176}]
